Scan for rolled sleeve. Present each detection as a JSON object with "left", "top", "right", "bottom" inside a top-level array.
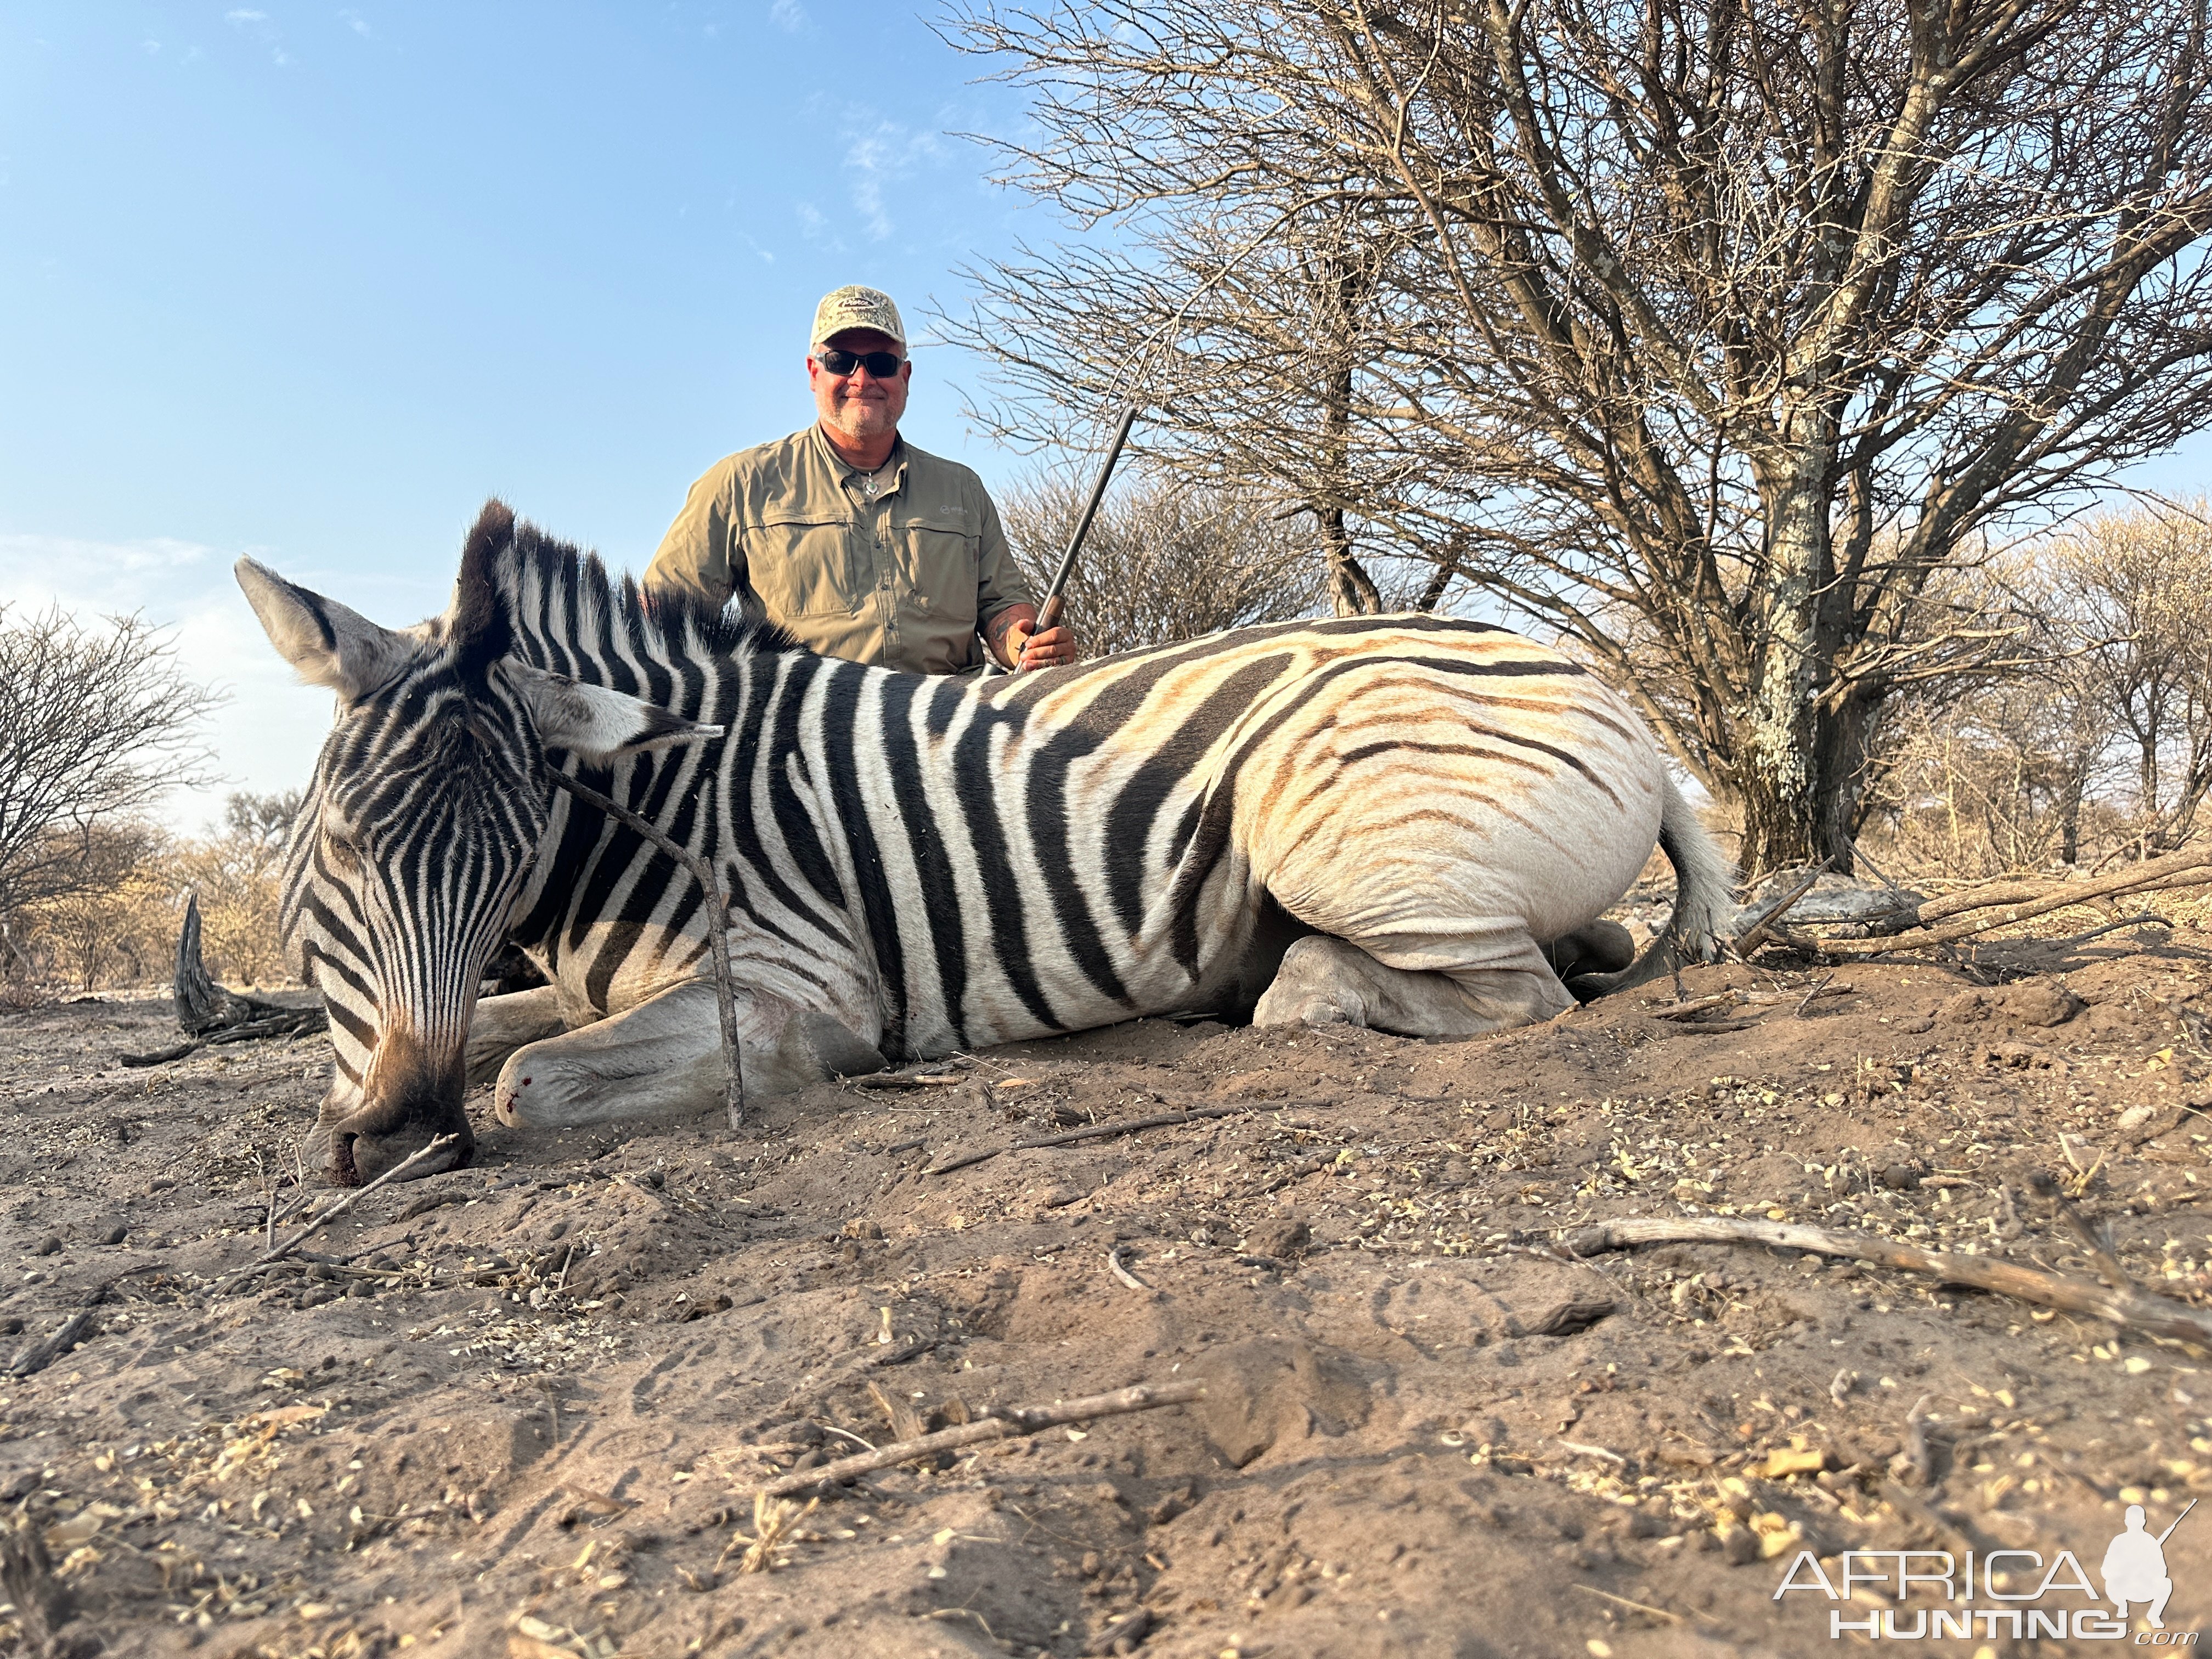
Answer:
[
  {"left": 644, "top": 463, "right": 742, "bottom": 612},
  {"left": 973, "top": 490, "right": 1033, "bottom": 628}
]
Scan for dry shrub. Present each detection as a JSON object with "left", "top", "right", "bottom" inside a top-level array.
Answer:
[
  {"left": 998, "top": 467, "right": 1323, "bottom": 658},
  {"left": 6, "top": 792, "right": 297, "bottom": 993}
]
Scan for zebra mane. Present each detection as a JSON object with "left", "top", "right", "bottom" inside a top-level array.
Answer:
[{"left": 459, "top": 499, "right": 802, "bottom": 683}]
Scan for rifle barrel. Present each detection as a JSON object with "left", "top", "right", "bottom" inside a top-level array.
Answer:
[
  {"left": 2158, "top": 1497, "right": 2198, "bottom": 1545},
  {"left": 1042, "top": 405, "right": 1139, "bottom": 610}
]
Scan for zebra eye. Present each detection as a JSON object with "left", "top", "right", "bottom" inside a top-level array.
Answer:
[{"left": 323, "top": 829, "right": 364, "bottom": 871}]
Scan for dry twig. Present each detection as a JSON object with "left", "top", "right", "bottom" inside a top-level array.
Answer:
[
  {"left": 220, "top": 1133, "right": 459, "bottom": 1282},
  {"left": 757, "top": 1380, "right": 1205, "bottom": 1497},
  {"left": 1106, "top": 1246, "right": 1150, "bottom": 1291},
  {"left": 1731, "top": 862, "right": 1833, "bottom": 956},
  {"left": 924, "top": 1105, "right": 1252, "bottom": 1176},
  {"left": 547, "top": 768, "right": 745, "bottom": 1129},
  {"left": 1558, "top": 1215, "right": 2212, "bottom": 1345}
]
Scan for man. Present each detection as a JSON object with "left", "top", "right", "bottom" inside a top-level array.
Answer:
[
  {"left": 2102, "top": 1503, "right": 2177, "bottom": 1628},
  {"left": 645, "top": 285, "right": 1074, "bottom": 675}
]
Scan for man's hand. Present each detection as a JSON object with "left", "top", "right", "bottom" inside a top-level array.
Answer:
[{"left": 991, "top": 603, "right": 1078, "bottom": 671}]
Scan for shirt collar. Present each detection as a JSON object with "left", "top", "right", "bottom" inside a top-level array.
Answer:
[{"left": 813, "top": 425, "right": 907, "bottom": 496}]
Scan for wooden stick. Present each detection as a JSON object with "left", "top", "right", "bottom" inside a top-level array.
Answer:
[
  {"left": 548, "top": 766, "right": 746, "bottom": 1129},
  {"left": 1732, "top": 862, "right": 1833, "bottom": 956},
  {"left": 1106, "top": 1246, "right": 1150, "bottom": 1291},
  {"left": 1645, "top": 991, "right": 1741, "bottom": 1021},
  {"left": 1557, "top": 1215, "right": 2212, "bottom": 1345},
  {"left": 923, "top": 1105, "right": 1251, "bottom": 1176},
  {"left": 220, "top": 1133, "right": 459, "bottom": 1281},
  {"left": 756, "top": 1380, "right": 1205, "bottom": 1497}
]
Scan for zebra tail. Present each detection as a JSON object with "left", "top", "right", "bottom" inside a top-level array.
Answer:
[{"left": 1565, "top": 776, "right": 1737, "bottom": 1001}]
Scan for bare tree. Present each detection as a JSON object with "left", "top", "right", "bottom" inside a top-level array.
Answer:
[
  {"left": 2041, "top": 504, "right": 2212, "bottom": 848},
  {"left": 998, "top": 468, "right": 1325, "bottom": 656},
  {"left": 0, "top": 605, "right": 217, "bottom": 968},
  {"left": 945, "top": 0, "right": 2212, "bottom": 876}
]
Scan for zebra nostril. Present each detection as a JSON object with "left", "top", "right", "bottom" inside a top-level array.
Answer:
[{"left": 520, "top": 1077, "right": 531, "bottom": 1086}]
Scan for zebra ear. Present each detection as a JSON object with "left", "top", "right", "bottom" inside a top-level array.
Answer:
[
  {"left": 500, "top": 662, "right": 725, "bottom": 760},
  {"left": 235, "top": 558, "right": 416, "bottom": 702}
]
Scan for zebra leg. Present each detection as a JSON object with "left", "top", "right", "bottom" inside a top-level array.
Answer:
[
  {"left": 465, "top": 985, "right": 568, "bottom": 1087},
  {"left": 493, "top": 980, "right": 885, "bottom": 1129},
  {"left": 1251, "top": 934, "right": 1573, "bottom": 1038}
]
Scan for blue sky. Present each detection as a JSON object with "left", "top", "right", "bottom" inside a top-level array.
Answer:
[
  {"left": 0, "top": 2, "right": 1045, "bottom": 828},
  {"left": 4, "top": 4, "right": 2211, "bottom": 835}
]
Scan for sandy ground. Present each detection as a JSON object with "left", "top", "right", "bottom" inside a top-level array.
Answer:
[{"left": 5, "top": 925, "right": 2212, "bottom": 1658}]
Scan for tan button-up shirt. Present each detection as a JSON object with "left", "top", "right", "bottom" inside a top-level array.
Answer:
[{"left": 643, "top": 426, "right": 1032, "bottom": 676}]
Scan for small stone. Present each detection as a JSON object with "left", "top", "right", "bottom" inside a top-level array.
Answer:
[
  {"left": 33, "top": 1237, "right": 61, "bottom": 1257},
  {"left": 1881, "top": 1164, "right": 1921, "bottom": 1192},
  {"left": 1722, "top": 1526, "right": 1761, "bottom": 1565},
  {"left": 97, "top": 1224, "right": 126, "bottom": 1246},
  {"left": 839, "top": 1218, "right": 883, "bottom": 1240}
]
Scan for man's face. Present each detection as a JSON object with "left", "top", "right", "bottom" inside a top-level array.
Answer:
[{"left": 809, "top": 328, "right": 911, "bottom": 446}]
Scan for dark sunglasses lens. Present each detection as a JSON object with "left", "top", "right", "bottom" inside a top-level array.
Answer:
[{"left": 820, "top": 349, "right": 902, "bottom": 377}]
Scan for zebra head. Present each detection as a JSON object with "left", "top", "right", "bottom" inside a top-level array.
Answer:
[{"left": 236, "top": 503, "right": 719, "bottom": 1184}]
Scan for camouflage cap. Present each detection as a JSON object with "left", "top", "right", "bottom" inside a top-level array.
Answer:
[{"left": 810, "top": 285, "right": 906, "bottom": 352}]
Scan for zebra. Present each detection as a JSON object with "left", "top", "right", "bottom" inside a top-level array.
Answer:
[{"left": 238, "top": 501, "right": 1733, "bottom": 1184}]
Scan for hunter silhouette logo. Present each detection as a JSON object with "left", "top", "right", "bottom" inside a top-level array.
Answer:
[
  {"left": 1774, "top": 1499, "right": 2199, "bottom": 1641},
  {"left": 2105, "top": 1500, "right": 2193, "bottom": 1629}
]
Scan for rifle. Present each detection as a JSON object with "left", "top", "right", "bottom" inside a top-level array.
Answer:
[
  {"left": 2158, "top": 1498, "right": 2198, "bottom": 1545},
  {"left": 1011, "top": 405, "right": 1138, "bottom": 673}
]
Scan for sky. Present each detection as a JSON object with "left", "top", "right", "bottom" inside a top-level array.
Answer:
[
  {"left": 5, "top": 4, "right": 2212, "bottom": 838},
  {"left": 0, "top": 2, "right": 1049, "bottom": 831}
]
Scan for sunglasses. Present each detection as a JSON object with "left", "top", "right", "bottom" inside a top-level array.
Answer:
[{"left": 815, "top": 347, "right": 905, "bottom": 378}]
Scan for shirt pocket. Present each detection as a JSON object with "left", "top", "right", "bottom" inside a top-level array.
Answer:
[
  {"left": 744, "top": 515, "right": 869, "bottom": 618},
  {"left": 900, "top": 510, "right": 980, "bottom": 627}
]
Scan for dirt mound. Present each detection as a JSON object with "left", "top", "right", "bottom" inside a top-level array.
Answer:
[{"left": 4, "top": 931, "right": 2212, "bottom": 1655}]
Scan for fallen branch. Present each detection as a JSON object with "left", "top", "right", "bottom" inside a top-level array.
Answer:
[
  {"left": 548, "top": 766, "right": 745, "bottom": 1130},
  {"left": 847, "top": 1069, "right": 967, "bottom": 1091},
  {"left": 8, "top": 1289, "right": 108, "bottom": 1379},
  {"left": 1731, "top": 862, "right": 1834, "bottom": 956},
  {"left": 924, "top": 1105, "right": 1253, "bottom": 1176},
  {"left": 757, "top": 1379, "right": 1205, "bottom": 1498},
  {"left": 1557, "top": 1215, "right": 2212, "bottom": 1345},
  {"left": 1795, "top": 847, "right": 2212, "bottom": 957},
  {"left": 120, "top": 1007, "right": 328, "bottom": 1066},
  {"left": 219, "top": 1133, "right": 459, "bottom": 1282}
]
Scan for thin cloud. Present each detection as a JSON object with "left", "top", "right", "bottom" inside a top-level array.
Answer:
[
  {"left": 769, "top": 0, "right": 808, "bottom": 31},
  {"left": 839, "top": 112, "right": 947, "bottom": 241},
  {"left": 224, "top": 9, "right": 291, "bottom": 66},
  {"left": 338, "top": 9, "right": 371, "bottom": 36}
]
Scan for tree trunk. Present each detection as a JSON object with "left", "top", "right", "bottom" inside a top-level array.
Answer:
[
  {"left": 2058, "top": 747, "right": 2090, "bottom": 865},
  {"left": 1316, "top": 352, "right": 1381, "bottom": 617},
  {"left": 1319, "top": 506, "right": 1383, "bottom": 616},
  {"left": 1737, "top": 456, "right": 1847, "bottom": 877}
]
